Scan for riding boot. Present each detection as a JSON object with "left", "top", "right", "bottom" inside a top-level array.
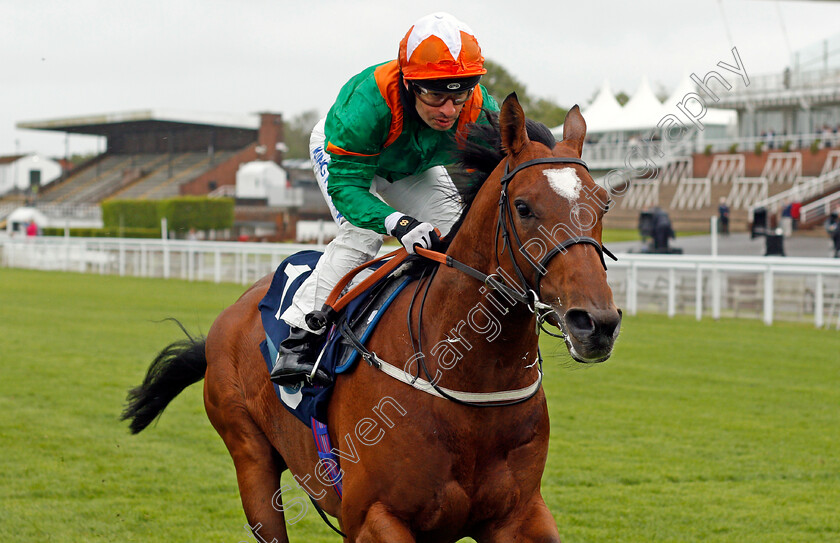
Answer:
[{"left": 269, "top": 327, "right": 331, "bottom": 387}]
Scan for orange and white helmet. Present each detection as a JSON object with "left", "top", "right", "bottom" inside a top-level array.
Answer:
[{"left": 398, "top": 12, "right": 486, "bottom": 84}]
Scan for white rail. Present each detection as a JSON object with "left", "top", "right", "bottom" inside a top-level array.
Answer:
[
  {"left": 671, "top": 178, "right": 711, "bottom": 210},
  {"left": 620, "top": 180, "right": 659, "bottom": 210},
  {"left": 800, "top": 191, "right": 840, "bottom": 225},
  {"left": 728, "top": 178, "right": 769, "bottom": 209},
  {"left": 607, "top": 253, "right": 840, "bottom": 328},
  {"left": 3, "top": 236, "right": 840, "bottom": 328},
  {"left": 750, "top": 168, "right": 840, "bottom": 219}
]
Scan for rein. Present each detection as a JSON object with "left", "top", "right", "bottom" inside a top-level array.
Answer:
[
  {"left": 401, "top": 155, "right": 616, "bottom": 407},
  {"left": 312, "top": 155, "right": 617, "bottom": 407},
  {"left": 418, "top": 155, "right": 617, "bottom": 336}
]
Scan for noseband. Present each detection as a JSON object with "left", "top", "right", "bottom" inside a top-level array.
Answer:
[{"left": 496, "top": 156, "right": 617, "bottom": 308}]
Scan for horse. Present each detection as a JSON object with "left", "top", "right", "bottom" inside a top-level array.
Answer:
[{"left": 122, "top": 93, "right": 622, "bottom": 542}]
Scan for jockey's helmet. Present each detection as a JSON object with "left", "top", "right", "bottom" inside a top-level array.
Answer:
[{"left": 398, "top": 12, "right": 486, "bottom": 92}]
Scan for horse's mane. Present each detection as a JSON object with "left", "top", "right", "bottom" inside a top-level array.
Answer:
[{"left": 446, "top": 111, "right": 557, "bottom": 241}]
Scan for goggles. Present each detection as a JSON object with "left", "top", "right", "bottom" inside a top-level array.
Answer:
[{"left": 411, "top": 82, "right": 475, "bottom": 107}]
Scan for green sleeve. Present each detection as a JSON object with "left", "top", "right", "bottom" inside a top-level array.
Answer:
[{"left": 323, "top": 68, "right": 398, "bottom": 234}]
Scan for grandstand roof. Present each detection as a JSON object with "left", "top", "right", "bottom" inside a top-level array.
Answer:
[{"left": 17, "top": 109, "right": 260, "bottom": 136}]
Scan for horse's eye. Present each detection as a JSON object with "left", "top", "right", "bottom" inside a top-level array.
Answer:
[{"left": 515, "top": 201, "right": 532, "bottom": 218}]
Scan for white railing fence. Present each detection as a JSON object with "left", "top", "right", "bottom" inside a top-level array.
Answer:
[
  {"left": 750, "top": 168, "right": 840, "bottom": 220},
  {"left": 0, "top": 236, "right": 326, "bottom": 287},
  {"left": 3, "top": 237, "right": 840, "bottom": 328},
  {"left": 800, "top": 190, "right": 840, "bottom": 225},
  {"left": 608, "top": 253, "right": 840, "bottom": 328}
]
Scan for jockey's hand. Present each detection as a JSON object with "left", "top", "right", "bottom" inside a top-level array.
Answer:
[{"left": 390, "top": 215, "right": 441, "bottom": 255}]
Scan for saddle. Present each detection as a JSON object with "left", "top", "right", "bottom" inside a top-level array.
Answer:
[{"left": 258, "top": 249, "right": 426, "bottom": 428}]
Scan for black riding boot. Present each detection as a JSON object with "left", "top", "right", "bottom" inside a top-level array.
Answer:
[{"left": 269, "top": 327, "right": 330, "bottom": 387}]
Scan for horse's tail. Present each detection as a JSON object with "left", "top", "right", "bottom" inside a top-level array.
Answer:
[{"left": 121, "top": 323, "right": 207, "bottom": 434}]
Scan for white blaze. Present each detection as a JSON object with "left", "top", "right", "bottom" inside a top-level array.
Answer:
[{"left": 544, "top": 168, "right": 581, "bottom": 200}]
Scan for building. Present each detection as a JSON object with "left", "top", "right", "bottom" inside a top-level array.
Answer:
[
  {"left": 6, "top": 109, "right": 331, "bottom": 240},
  {"left": 0, "top": 153, "right": 62, "bottom": 197}
]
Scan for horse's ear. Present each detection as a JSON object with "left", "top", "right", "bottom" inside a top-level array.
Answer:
[
  {"left": 500, "top": 93, "right": 529, "bottom": 155},
  {"left": 562, "top": 104, "right": 587, "bottom": 157}
]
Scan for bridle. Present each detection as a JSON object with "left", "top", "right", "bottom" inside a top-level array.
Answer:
[
  {"left": 420, "top": 155, "right": 617, "bottom": 336},
  {"left": 321, "top": 153, "right": 618, "bottom": 408},
  {"left": 496, "top": 156, "right": 617, "bottom": 329},
  {"left": 401, "top": 154, "right": 617, "bottom": 407}
]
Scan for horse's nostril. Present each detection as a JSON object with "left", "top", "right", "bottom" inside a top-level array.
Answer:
[{"left": 565, "top": 309, "right": 595, "bottom": 336}]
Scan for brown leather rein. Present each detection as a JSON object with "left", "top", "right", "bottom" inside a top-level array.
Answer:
[{"left": 306, "top": 155, "right": 616, "bottom": 333}]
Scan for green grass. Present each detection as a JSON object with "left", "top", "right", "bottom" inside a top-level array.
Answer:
[
  {"left": 1, "top": 268, "right": 838, "bottom": 542},
  {"left": 601, "top": 228, "right": 708, "bottom": 244}
]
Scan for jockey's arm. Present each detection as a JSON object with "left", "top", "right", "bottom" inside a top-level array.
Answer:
[{"left": 326, "top": 159, "right": 396, "bottom": 235}]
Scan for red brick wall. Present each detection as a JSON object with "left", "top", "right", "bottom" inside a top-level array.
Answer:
[
  {"left": 692, "top": 148, "right": 835, "bottom": 178},
  {"left": 180, "top": 111, "right": 286, "bottom": 196},
  {"left": 258, "top": 113, "right": 285, "bottom": 167},
  {"left": 180, "top": 143, "right": 258, "bottom": 195}
]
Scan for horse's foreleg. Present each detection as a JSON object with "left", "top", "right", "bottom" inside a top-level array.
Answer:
[
  {"left": 205, "top": 385, "right": 290, "bottom": 542},
  {"left": 351, "top": 503, "right": 416, "bottom": 543},
  {"left": 480, "top": 494, "right": 561, "bottom": 543}
]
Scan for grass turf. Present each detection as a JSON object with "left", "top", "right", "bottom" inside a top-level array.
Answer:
[{"left": 0, "top": 268, "right": 838, "bottom": 542}]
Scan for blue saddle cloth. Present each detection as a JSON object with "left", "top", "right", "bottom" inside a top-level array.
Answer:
[{"left": 258, "top": 250, "right": 411, "bottom": 427}]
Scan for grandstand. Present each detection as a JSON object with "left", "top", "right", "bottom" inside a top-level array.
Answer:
[
  {"left": 4, "top": 110, "right": 333, "bottom": 238},
  {"left": 606, "top": 147, "right": 840, "bottom": 232},
  {"left": 14, "top": 110, "right": 281, "bottom": 205},
  {"left": 603, "top": 34, "right": 840, "bottom": 233}
]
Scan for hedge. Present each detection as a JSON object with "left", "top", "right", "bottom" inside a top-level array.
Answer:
[
  {"left": 41, "top": 227, "right": 161, "bottom": 238},
  {"left": 101, "top": 197, "right": 234, "bottom": 231}
]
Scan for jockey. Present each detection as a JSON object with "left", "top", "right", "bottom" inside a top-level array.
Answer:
[{"left": 270, "top": 12, "right": 500, "bottom": 387}]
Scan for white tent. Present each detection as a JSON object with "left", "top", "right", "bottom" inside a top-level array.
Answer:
[
  {"left": 552, "top": 79, "right": 622, "bottom": 138},
  {"left": 579, "top": 80, "right": 624, "bottom": 134},
  {"left": 613, "top": 76, "right": 669, "bottom": 132},
  {"left": 553, "top": 75, "right": 737, "bottom": 136},
  {"left": 664, "top": 74, "right": 737, "bottom": 129}
]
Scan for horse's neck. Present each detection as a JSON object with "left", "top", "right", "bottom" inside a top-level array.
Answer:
[{"left": 417, "top": 195, "right": 540, "bottom": 391}]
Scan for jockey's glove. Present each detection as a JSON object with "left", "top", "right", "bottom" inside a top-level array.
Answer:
[{"left": 388, "top": 215, "right": 441, "bottom": 255}]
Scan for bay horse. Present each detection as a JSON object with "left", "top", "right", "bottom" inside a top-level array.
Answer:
[{"left": 122, "top": 94, "right": 621, "bottom": 542}]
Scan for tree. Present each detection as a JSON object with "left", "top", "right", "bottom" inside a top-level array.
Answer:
[
  {"left": 283, "top": 109, "right": 320, "bottom": 159},
  {"left": 481, "top": 59, "right": 567, "bottom": 127},
  {"left": 68, "top": 152, "right": 97, "bottom": 166},
  {"left": 615, "top": 91, "right": 630, "bottom": 106},
  {"left": 481, "top": 59, "right": 532, "bottom": 108}
]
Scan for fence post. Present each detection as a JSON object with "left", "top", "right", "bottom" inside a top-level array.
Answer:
[
  {"left": 695, "top": 266, "right": 703, "bottom": 321},
  {"left": 163, "top": 240, "right": 170, "bottom": 279},
  {"left": 711, "top": 216, "right": 718, "bottom": 257},
  {"left": 712, "top": 268, "right": 721, "bottom": 320},
  {"left": 119, "top": 239, "right": 126, "bottom": 277},
  {"left": 667, "top": 267, "right": 676, "bottom": 317},
  {"left": 141, "top": 243, "right": 147, "bottom": 277},
  {"left": 763, "top": 266, "right": 774, "bottom": 325},
  {"left": 214, "top": 249, "right": 221, "bottom": 283},
  {"left": 815, "top": 273, "right": 824, "bottom": 328}
]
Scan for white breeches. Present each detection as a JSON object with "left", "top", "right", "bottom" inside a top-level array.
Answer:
[{"left": 280, "top": 118, "right": 463, "bottom": 332}]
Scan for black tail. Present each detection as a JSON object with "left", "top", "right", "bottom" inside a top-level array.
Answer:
[{"left": 121, "top": 324, "right": 207, "bottom": 434}]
